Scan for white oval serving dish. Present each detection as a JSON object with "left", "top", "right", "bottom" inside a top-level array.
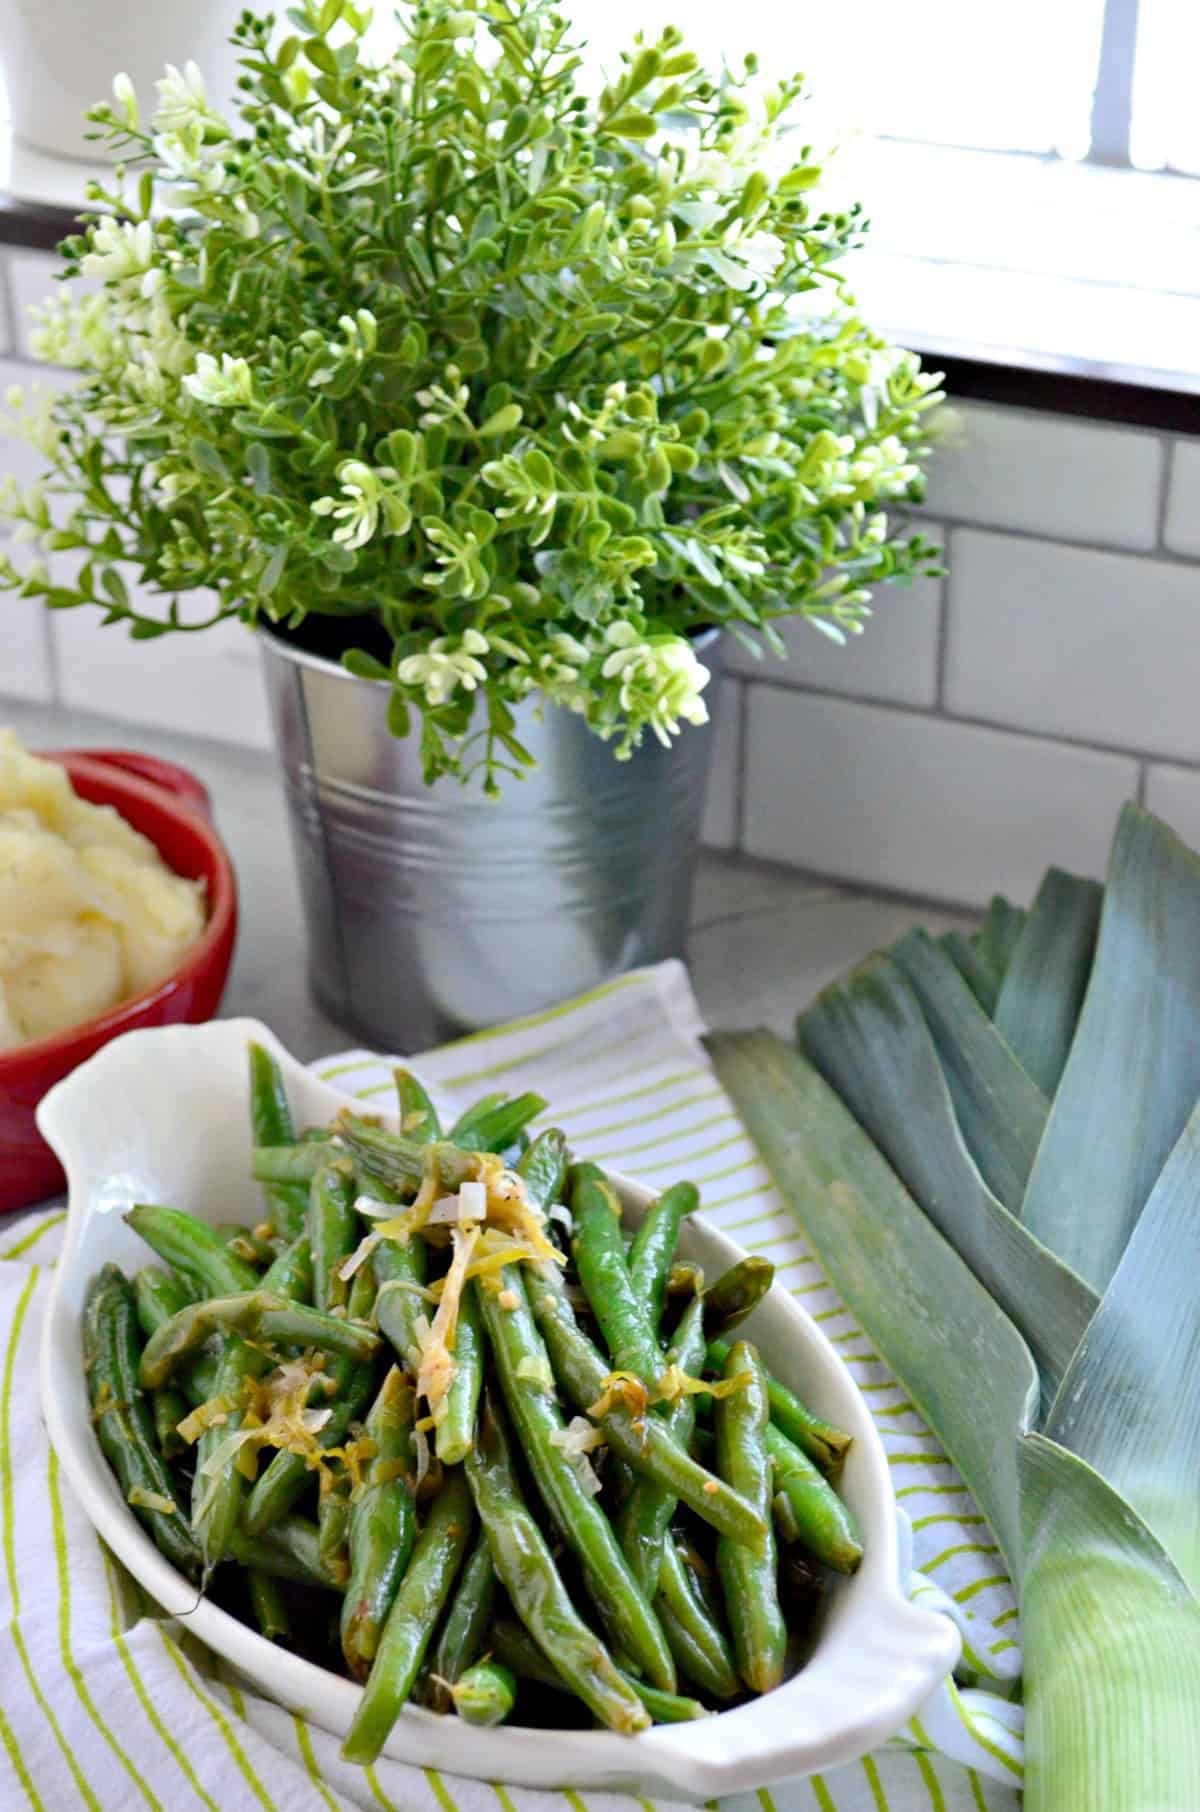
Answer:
[{"left": 38, "top": 1017, "right": 958, "bottom": 1799}]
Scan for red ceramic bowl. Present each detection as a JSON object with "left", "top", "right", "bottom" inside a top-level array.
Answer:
[{"left": 0, "top": 749, "right": 238, "bottom": 1212}]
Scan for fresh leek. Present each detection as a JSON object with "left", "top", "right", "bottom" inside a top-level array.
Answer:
[{"left": 709, "top": 802, "right": 1200, "bottom": 1812}]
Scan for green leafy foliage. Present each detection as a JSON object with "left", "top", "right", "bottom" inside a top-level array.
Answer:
[{"left": 0, "top": 0, "right": 943, "bottom": 785}]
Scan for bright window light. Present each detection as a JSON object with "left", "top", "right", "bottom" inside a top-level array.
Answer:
[{"left": 1130, "top": 0, "right": 1200, "bottom": 172}]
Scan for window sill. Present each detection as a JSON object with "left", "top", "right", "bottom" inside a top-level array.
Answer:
[{"left": 2, "top": 128, "right": 1198, "bottom": 432}]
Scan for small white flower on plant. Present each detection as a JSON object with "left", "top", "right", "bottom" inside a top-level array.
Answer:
[
  {"left": 81, "top": 216, "right": 156, "bottom": 285},
  {"left": 397, "top": 630, "right": 490, "bottom": 708},
  {"left": 0, "top": 385, "right": 62, "bottom": 461},
  {"left": 153, "top": 61, "right": 224, "bottom": 140},
  {"left": 601, "top": 624, "right": 711, "bottom": 745},
  {"left": 724, "top": 225, "right": 786, "bottom": 282},
  {"left": 112, "top": 73, "right": 138, "bottom": 130},
  {"left": 183, "top": 352, "right": 255, "bottom": 408},
  {"left": 310, "top": 460, "right": 412, "bottom": 550}
]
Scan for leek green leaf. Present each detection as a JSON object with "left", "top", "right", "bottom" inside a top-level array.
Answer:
[
  {"left": 798, "top": 955, "right": 1096, "bottom": 1399},
  {"left": 992, "top": 868, "right": 1101, "bottom": 1097},
  {"left": 937, "top": 929, "right": 1000, "bottom": 1014},
  {"left": 1045, "top": 1102, "right": 1200, "bottom": 1595},
  {"left": 1021, "top": 804, "right": 1200, "bottom": 1291},
  {"left": 1017, "top": 1433, "right": 1200, "bottom": 1812},
  {"left": 705, "top": 1027, "right": 1039, "bottom": 1567},
  {"left": 973, "top": 893, "right": 1026, "bottom": 980},
  {"left": 889, "top": 928, "right": 1048, "bottom": 1212}
]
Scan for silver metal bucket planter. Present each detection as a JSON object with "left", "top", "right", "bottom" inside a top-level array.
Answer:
[{"left": 259, "top": 627, "right": 721, "bottom": 1050}]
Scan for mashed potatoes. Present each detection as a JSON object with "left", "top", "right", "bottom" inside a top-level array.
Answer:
[{"left": 0, "top": 730, "right": 206, "bottom": 1049}]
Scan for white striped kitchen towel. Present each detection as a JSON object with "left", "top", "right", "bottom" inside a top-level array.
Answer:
[{"left": 1, "top": 960, "right": 1022, "bottom": 1812}]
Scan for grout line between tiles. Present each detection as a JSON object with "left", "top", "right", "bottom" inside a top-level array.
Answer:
[
  {"left": 730, "top": 675, "right": 747, "bottom": 855},
  {"left": 1154, "top": 435, "right": 1174, "bottom": 554},
  {"left": 909, "top": 504, "right": 1196, "bottom": 567},
  {"left": 739, "top": 673, "right": 1200, "bottom": 777}
]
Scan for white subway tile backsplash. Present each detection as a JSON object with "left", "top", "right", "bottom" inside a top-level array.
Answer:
[
  {"left": 945, "top": 529, "right": 1200, "bottom": 763},
  {"left": 700, "top": 677, "right": 741, "bottom": 850},
  {"left": 725, "top": 532, "right": 944, "bottom": 709},
  {"left": 922, "top": 402, "right": 1163, "bottom": 550},
  {"left": 1164, "top": 440, "right": 1200, "bottom": 558},
  {"left": 0, "top": 599, "right": 52, "bottom": 702},
  {"left": 53, "top": 609, "right": 272, "bottom": 749},
  {"left": 743, "top": 686, "right": 1138, "bottom": 907},
  {"left": 1144, "top": 764, "right": 1200, "bottom": 849}
]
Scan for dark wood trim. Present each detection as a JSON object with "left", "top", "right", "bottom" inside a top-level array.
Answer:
[
  {"left": 0, "top": 193, "right": 81, "bottom": 253},
  {"left": 912, "top": 339, "right": 1200, "bottom": 434},
  {"left": 1, "top": 190, "right": 1197, "bottom": 434}
]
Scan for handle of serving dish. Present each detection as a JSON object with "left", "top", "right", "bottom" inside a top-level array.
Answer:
[{"left": 79, "top": 750, "right": 214, "bottom": 821}]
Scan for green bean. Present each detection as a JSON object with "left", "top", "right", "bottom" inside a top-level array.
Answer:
[
  {"left": 241, "top": 1351, "right": 374, "bottom": 1535},
  {"left": 437, "top": 1283, "right": 483, "bottom": 1465},
  {"left": 132, "top": 1267, "right": 217, "bottom": 1405},
  {"left": 464, "top": 1385, "right": 648, "bottom": 1734},
  {"left": 395, "top": 1068, "right": 442, "bottom": 1144},
  {"left": 252, "top": 1144, "right": 338, "bottom": 1185},
  {"left": 530, "top": 1271, "right": 766, "bottom": 1553},
  {"left": 485, "top": 1618, "right": 564, "bottom": 1689},
  {"left": 428, "top": 1532, "right": 497, "bottom": 1708},
  {"left": 516, "top": 1128, "right": 569, "bottom": 1216},
  {"left": 126, "top": 1204, "right": 260, "bottom": 1299},
  {"left": 569, "top": 1164, "right": 663, "bottom": 1387},
  {"left": 133, "top": 1265, "right": 195, "bottom": 1336},
  {"left": 622, "top": 1676, "right": 709, "bottom": 1723},
  {"left": 657, "top": 1537, "right": 739, "bottom": 1701},
  {"left": 487, "top": 1621, "right": 707, "bottom": 1725},
  {"left": 83, "top": 1265, "right": 202, "bottom": 1578},
  {"left": 478, "top": 1269, "right": 676, "bottom": 1690},
  {"left": 372, "top": 1223, "right": 428, "bottom": 1370},
  {"left": 451, "top": 1661, "right": 515, "bottom": 1727},
  {"left": 310, "top": 1163, "right": 359, "bottom": 1313},
  {"left": 215, "top": 1224, "right": 278, "bottom": 1269},
  {"left": 703, "top": 1258, "right": 774, "bottom": 1341},
  {"left": 139, "top": 1291, "right": 380, "bottom": 1389},
  {"left": 189, "top": 1234, "right": 321, "bottom": 1567},
  {"left": 249, "top": 1041, "right": 309, "bottom": 1239},
  {"left": 451, "top": 1093, "right": 547, "bottom": 1154},
  {"left": 628, "top": 1181, "right": 698, "bottom": 1331},
  {"left": 262, "top": 1235, "right": 313, "bottom": 1306},
  {"left": 152, "top": 1386, "right": 188, "bottom": 1461},
  {"left": 347, "top": 1258, "right": 377, "bottom": 1325},
  {"left": 331, "top": 1119, "right": 474, "bottom": 1196},
  {"left": 319, "top": 1472, "right": 352, "bottom": 1588},
  {"left": 341, "top": 1469, "right": 475, "bottom": 1766},
  {"left": 715, "top": 1341, "right": 786, "bottom": 1694},
  {"left": 707, "top": 1337, "right": 851, "bottom": 1477},
  {"left": 447, "top": 1093, "right": 506, "bottom": 1141},
  {"left": 766, "top": 1422, "right": 862, "bottom": 1573},
  {"left": 341, "top": 1368, "right": 417, "bottom": 1681},
  {"left": 192, "top": 1335, "right": 259, "bottom": 1567},
  {"left": 617, "top": 1292, "right": 706, "bottom": 1598},
  {"left": 228, "top": 1516, "right": 345, "bottom": 1592},
  {"left": 248, "top": 1568, "right": 291, "bottom": 1643}
]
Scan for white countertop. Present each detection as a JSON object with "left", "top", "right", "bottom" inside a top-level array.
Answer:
[{"left": 0, "top": 695, "right": 974, "bottom": 1061}]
